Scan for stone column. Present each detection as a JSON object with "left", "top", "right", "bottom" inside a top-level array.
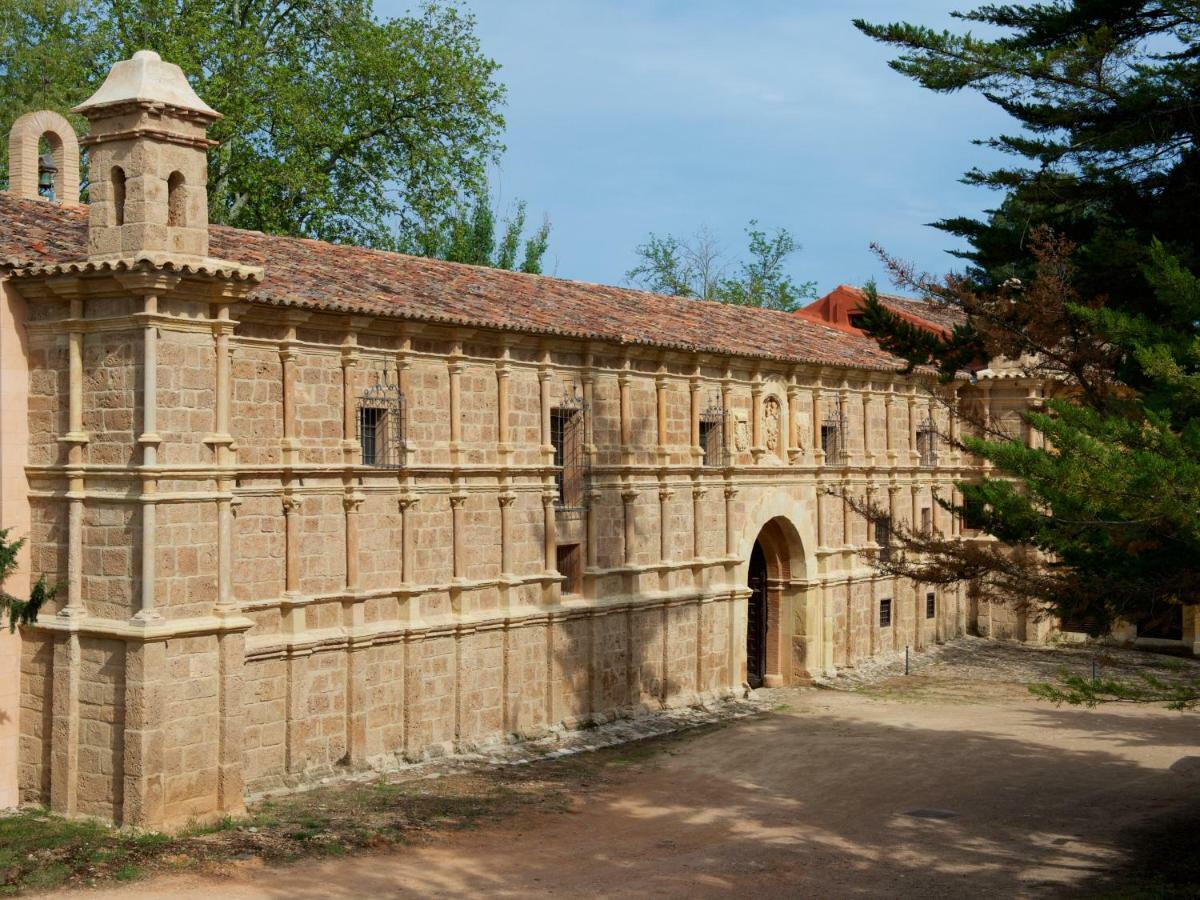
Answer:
[
  {"left": 721, "top": 366, "right": 734, "bottom": 462},
  {"left": 213, "top": 310, "right": 236, "bottom": 614},
  {"left": 543, "top": 490, "right": 557, "bottom": 574},
  {"left": 655, "top": 362, "right": 669, "bottom": 466},
  {"left": 280, "top": 335, "right": 299, "bottom": 467},
  {"left": 344, "top": 494, "right": 363, "bottom": 590},
  {"left": 750, "top": 370, "right": 764, "bottom": 463},
  {"left": 837, "top": 382, "right": 851, "bottom": 467},
  {"left": 948, "top": 385, "right": 962, "bottom": 466},
  {"left": 215, "top": 630, "right": 246, "bottom": 814},
  {"left": 619, "top": 358, "right": 633, "bottom": 464},
  {"left": 283, "top": 494, "right": 302, "bottom": 597},
  {"left": 121, "top": 640, "right": 166, "bottom": 825},
  {"left": 860, "top": 382, "right": 873, "bottom": 467},
  {"left": 398, "top": 495, "right": 418, "bottom": 585},
  {"left": 689, "top": 369, "right": 702, "bottom": 464},
  {"left": 621, "top": 488, "right": 638, "bottom": 565},
  {"left": 49, "top": 634, "right": 80, "bottom": 815},
  {"left": 340, "top": 339, "right": 358, "bottom": 465},
  {"left": 395, "top": 333, "right": 414, "bottom": 468},
  {"left": 884, "top": 381, "right": 897, "bottom": 465},
  {"left": 499, "top": 492, "right": 517, "bottom": 576},
  {"left": 63, "top": 297, "right": 87, "bottom": 617},
  {"left": 723, "top": 485, "right": 738, "bottom": 557},
  {"left": 658, "top": 487, "right": 673, "bottom": 563},
  {"left": 906, "top": 386, "right": 919, "bottom": 466},
  {"left": 786, "top": 373, "right": 801, "bottom": 464},
  {"left": 691, "top": 481, "right": 706, "bottom": 560},
  {"left": 135, "top": 293, "right": 161, "bottom": 623},
  {"left": 811, "top": 376, "right": 825, "bottom": 466},
  {"left": 450, "top": 492, "right": 467, "bottom": 582},
  {"left": 495, "top": 351, "right": 511, "bottom": 462},
  {"left": 539, "top": 353, "right": 555, "bottom": 464},
  {"left": 448, "top": 338, "right": 464, "bottom": 464}
]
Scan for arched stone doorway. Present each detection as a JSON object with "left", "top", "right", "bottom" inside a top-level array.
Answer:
[{"left": 745, "top": 517, "right": 800, "bottom": 688}]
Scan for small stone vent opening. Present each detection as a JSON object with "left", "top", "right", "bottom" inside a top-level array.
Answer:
[
  {"left": 552, "top": 386, "right": 590, "bottom": 517},
  {"left": 356, "top": 381, "right": 406, "bottom": 468},
  {"left": 700, "top": 396, "right": 729, "bottom": 468}
]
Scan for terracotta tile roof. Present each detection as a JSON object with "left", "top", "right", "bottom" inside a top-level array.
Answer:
[
  {"left": 795, "top": 283, "right": 965, "bottom": 337},
  {"left": 1, "top": 193, "right": 904, "bottom": 371}
]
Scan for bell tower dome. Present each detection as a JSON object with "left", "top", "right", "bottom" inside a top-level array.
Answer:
[{"left": 74, "top": 50, "right": 221, "bottom": 261}]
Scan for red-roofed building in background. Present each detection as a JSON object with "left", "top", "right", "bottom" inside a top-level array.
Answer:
[{"left": 796, "top": 284, "right": 965, "bottom": 339}]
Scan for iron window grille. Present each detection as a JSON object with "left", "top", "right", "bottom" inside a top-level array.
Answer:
[
  {"left": 699, "top": 397, "right": 730, "bottom": 468},
  {"left": 356, "top": 380, "right": 406, "bottom": 468},
  {"left": 879, "top": 597, "right": 892, "bottom": 628},
  {"left": 821, "top": 404, "right": 847, "bottom": 466},
  {"left": 916, "top": 417, "right": 939, "bottom": 468},
  {"left": 926, "top": 592, "right": 936, "bottom": 619},
  {"left": 874, "top": 515, "right": 892, "bottom": 563},
  {"left": 552, "top": 385, "right": 590, "bottom": 518}
]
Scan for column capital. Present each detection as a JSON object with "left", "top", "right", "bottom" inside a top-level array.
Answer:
[
  {"left": 449, "top": 493, "right": 468, "bottom": 509},
  {"left": 498, "top": 492, "right": 517, "bottom": 508},
  {"left": 397, "top": 494, "right": 420, "bottom": 512},
  {"left": 282, "top": 495, "right": 304, "bottom": 514}
]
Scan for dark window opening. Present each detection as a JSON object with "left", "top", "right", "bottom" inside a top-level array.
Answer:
[
  {"left": 920, "top": 506, "right": 932, "bottom": 535},
  {"left": 112, "top": 167, "right": 126, "bottom": 226},
  {"left": 821, "top": 412, "right": 846, "bottom": 465},
  {"left": 552, "top": 399, "right": 589, "bottom": 513},
  {"left": 879, "top": 597, "right": 892, "bottom": 628},
  {"left": 961, "top": 494, "right": 986, "bottom": 531},
  {"left": 1138, "top": 605, "right": 1184, "bottom": 641},
  {"left": 874, "top": 515, "right": 892, "bottom": 563},
  {"left": 356, "top": 381, "right": 406, "bottom": 468},
  {"left": 917, "top": 418, "right": 939, "bottom": 468},
  {"left": 556, "top": 543, "right": 582, "bottom": 595},
  {"left": 699, "top": 401, "right": 728, "bottom": 468},
  {"left": 848, "top": 313, "right": 866, "bottom": 330},
  {"left": 926, "top": 592, "right": 936, "bottom": 619}
]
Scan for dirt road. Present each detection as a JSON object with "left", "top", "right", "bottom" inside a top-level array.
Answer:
[{"left": 56, "top": 643, "right": 1200, "bottom": 898}]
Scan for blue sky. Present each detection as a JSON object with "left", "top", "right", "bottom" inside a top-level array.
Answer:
[{"left": 379, "top": 1, "right": 1013, "bottom": 296}]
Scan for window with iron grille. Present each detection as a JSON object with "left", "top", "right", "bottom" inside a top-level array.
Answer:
[
  {"left": 874, "top": 515, "right": 892, "bottom": 563},
  {"left": 356, "top": 381, "right": 406, "bottom": 468},
  {"left": 879, "top": 597, "right": 892, "bottom": 627},
  {"left": 699, "top": 398, "right": 729, "bottom": 468},
  {"left": 916, "top": 417, "right": 939, "bottom": 468},
  {"left": 821, "top": 408, "right": 847, "bottom": 465},
  {"left": 556, "top": 543, "right": 582, "bottom": 595},
  {"left": 551, "top": 387, "right": 590, "bottom": 516},
  {"left": 926, "top": 592, "right": 936, "bottom": 619}
]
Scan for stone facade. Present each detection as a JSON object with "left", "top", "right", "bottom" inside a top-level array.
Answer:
[{"left": 3, "top": 51, "right": 1192, "bottom": 827}]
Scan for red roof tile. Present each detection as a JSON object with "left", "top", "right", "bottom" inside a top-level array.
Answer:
[
  {"left": 796, "top": 284, "right": 965, "bottom": 337},
  {"left": 1, "top": 194, "right": 905, "bottom": 371}
]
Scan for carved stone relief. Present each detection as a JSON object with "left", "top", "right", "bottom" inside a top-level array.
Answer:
[{"left": 763, "top": 395, "right": 781, "bottom": 451}]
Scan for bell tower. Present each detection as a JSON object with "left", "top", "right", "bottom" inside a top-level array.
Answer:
[{"left": 73, "top": 50, "right": 220, "bottom": 261}]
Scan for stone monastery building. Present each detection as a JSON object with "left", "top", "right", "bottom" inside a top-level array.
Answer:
[{"left": 0, "top": 51, "right": 1156, "bottom": 827}]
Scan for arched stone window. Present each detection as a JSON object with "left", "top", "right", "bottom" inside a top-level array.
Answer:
[
  {"left": 167, "top": 171, "right": 186, "bottom": 227},
  {"left": 111, "top": 167, "right": 127, "bottom": 226}
]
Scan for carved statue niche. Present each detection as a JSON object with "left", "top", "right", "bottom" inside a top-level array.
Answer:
[{"left": 763, "top": 395, "right": 782, "bottom": 452}]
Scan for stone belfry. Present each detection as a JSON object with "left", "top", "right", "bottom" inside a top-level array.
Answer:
[{"left": 73, "top": 49, "right": 220, "bottom": 261}]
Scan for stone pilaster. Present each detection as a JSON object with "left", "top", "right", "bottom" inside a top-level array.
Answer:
[{"left": 121, "top": 640, "right": 166, "bottom": 825}]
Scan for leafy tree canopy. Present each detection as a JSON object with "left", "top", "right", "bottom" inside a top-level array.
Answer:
[
  {"left": 852, "top": 2, "right": 1200, "bottom": 681},
  {"left": 406, "top": 185, "right": 552, "bottom": 274},
  {"left": 626, "top": 222, "right": 816, "bottom": 312},
  {"left": 0, "top": 0, "right": 507, "bottom": 250}
]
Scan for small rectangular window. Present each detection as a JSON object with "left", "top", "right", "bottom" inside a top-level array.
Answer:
[
  {"left": 920, "top": 506, "right": 932, "bottom": 535},
  {"left": 926, "top": 592, "right": 936, "bottom": 619},
  {"left": 874, "top": 515, "right": 891, "bottom": 563},
  {"left": 879, "top": 597, "right": 892, "bottom": 628},
  {"left": 699, "top": 400, "right": 728, "bottom": 468},
  {"left": 556, "top": 543, "right": 582, "bottom": 595},
  {"left": 551, "top": 402, "right": 589, "bottom": 512},
  {"left": 356, "top": 381, "right": 405, "bottom": 468},
  {"left": 917, "top": 417, "right": 939, "bottom": 468}
]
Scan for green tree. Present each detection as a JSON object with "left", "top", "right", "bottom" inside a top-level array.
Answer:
[
  {"left": 626, "top": 222, "right": 816, "bottom": 311},
  {"left": 852, "top": 3, "right": 1200, "bottom": 706},
  {"left": 0, "top": 529, "right": 57, "bottom": 633},
  {"left": 1, "top": 0, "right": 505, "bottom": 250},
  {"left": 410, "top": 187, "right": 552, "bottom": 274}
]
